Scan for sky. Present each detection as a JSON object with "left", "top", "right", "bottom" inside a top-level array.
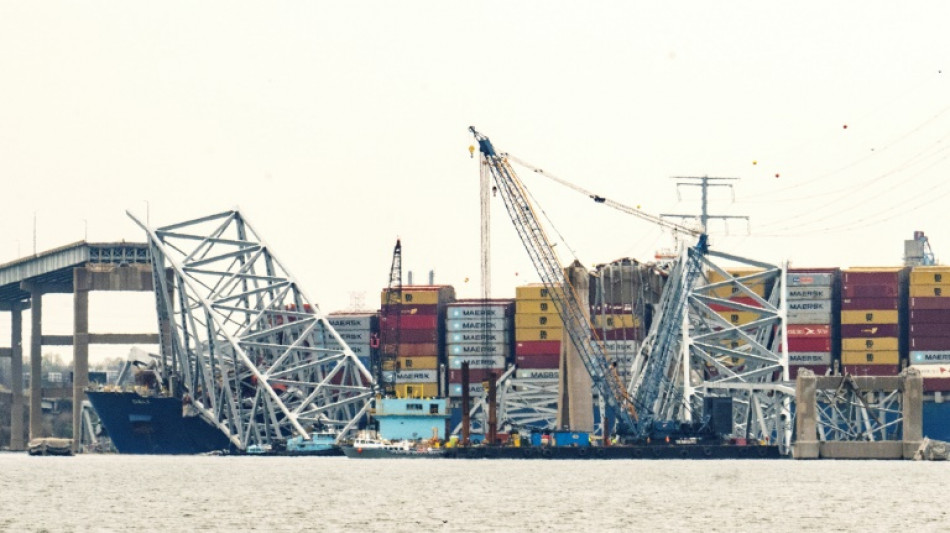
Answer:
[{"left": 1, "top": 2, "right": 949, "bottom": 364}]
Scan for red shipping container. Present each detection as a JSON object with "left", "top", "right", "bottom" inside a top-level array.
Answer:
[
  {"left": 788, "top": 365, "right": 831, "bottom": 380},
  {"left": 787, "top": 324, "right": 831, "bottom": 337},
  {"left": 380, "top": 343, "right": 438, "bottom": 357},
  {"left": 785, "top": 337, "right": 832, "bottom": 352},
  {"left": 841, "top": 324, "right": 899, "bottom": 338},
  {"left": 380, "top": 303, "right": 440, "bottom": 316},
  {"left": 841, "top": 364, "right": 900, "bottom": 377},
  {"left": 595, "top": 328, "right": 644, "bottom": 341},
  {"left": 910, "top": 323, "right": 950, "bottom": 336},
  {"left": 911, "top": 297, "right": 950, "bottom": 310},
  {"left": 380, "top": 314, "right": 438, "bottom": 330},
  {"left": 841, "top": 297, "right": 899, "bottom": 311},
  {"left": 449, "top": 368, "right": 502, "bottom": 383},
  {"left": 515, "top": 340, "right": 561, "bottom": 356},
  {"left": 379, "top": 329, "right": 438, "bottom": 344},
  {"left": 516, "top": 353, "right": 560, "bottom": 369},
  {"left": 842, "top": 270, "right": 902, "bottom": 286},
  {"left": 910, "top": 309, "right": 950, "bottom": 324},
  {"left": 910, "top": 336, "right": 950, "bottom": 351},
  {"left": 924, "top": 377, "right": 950, "bottom": 393},
  {"left": 841, "top": 284, "right": 899, "bottom": 298}
]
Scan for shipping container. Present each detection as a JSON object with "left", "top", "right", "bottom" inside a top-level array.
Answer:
[
  {"left": 394, "top": 383, "right": 440, "bottom": 398},
  {"left": 789, "top": 365, "right": 831, "bottom": 380},
  {"left": 514, "top": 313, "right": 563, "bottom": 329},
  {"left": 909, "top": 323, "right": 950, "bottom": 336},
  {"left": 379, "top": 304, "right": 440, "bottom": 316},
  {"left": 787, "top": 324, "right": 832, "bottom": 337},
  {"left": 840, "top": 310, "right": 899, "bottom": 324},
  {"left": 840, "top": 350, "right": 900, "bottom": 365},
  {"left": 515, "top": 299, "right": 557, "bottom": 314},
  {"left": 842, "top": 268, "right": 904, "bottom": 286},
  {"left": 448, "top": 355, "right": 506, "bottom": 369},
  {"left": 515, "top": 340, "right": 562, "bottom": 356},
  {"left": 840, "top": 364, "right": 900, "bottom": 376},
  {"left": 447, "top": 317, "right": 510, "bottom": 331},
  {"left": 841, "top": 297, "right": 900, "bottom": 311},
  {"left": 595, "top": 328, "right": 644, "bottom": 341},
  {"left": 840, "top": 324, "right": 900, "bottom": 337},
  {"left": 910, "top": 337, "right": 950, "bottom": 351},
  {"left": 380, "top": 285, "right": 456, "bottom": 306},
  {"left": 841, "top": 337, "right": 900, "bottom": 351},
  {"left": 788, "top": 300, "right": 833, "bottom": 313},
  {"left": 910, "top": 268, "right": 950, "bottom": 286},
  {"left": 514, "top": 368, "right": 560, "bottom": 380},
  {"left": 911, "top": 297, "right": 950, "bottom": 310},
  {"left": 841, "top": 284, "right": 899, "bottom": 298},
  {"left": 910, "top": 309, "right": 950, "bottom": 324},
  {"left": 786, "top": 337, "right": 832, "bottom": 352},
  {"left": 381, "top": 329, "right": 439, "bottom": 344},
  {"left": 788, "top": 352, "right": 832, "bottom": 365},
  {"left": 910, "top": 351, "right": 950, "bottom": 364},
  {"left": 787, "top": 272, "right": 835, "bottom": 287},
  {"left": 325, "top": 341, "right": 374, "bottom": 358},
  {"left": 449, "top": 330, "right": 509, "bottom": 344},
  {"left": 328, "top": 330, "right": 372, "bottom": 343},
  {"left": 515, "top": 353, "right": 560, "bottom": 369},
  {"left": 716, "top": 310, "right": 766, "bottom": 325},
  {"left": 706, "top": 282, "right": 767, "bottom": 299},
  {"left": 515, "top": 284, "right": 565, "bottom": 300},
  {"left": 788, "top": 286, "right": 833, "bottom": 300},
  {"left": 515, "top": 328, "right": 563, "bottom": 342},
  {"left": 599, "top": 340, "right": 639, "bottom": 352},
  {"left": 910, "top": 284, "right": 950, "bottom": 298},
  {"left": 591, "top": 313, "right": 641, "bottom": 329},
  {"left": 380, "top": 314, "right": 439, "bottom": 330},
  {"left": 448, "top": 383, "right": 487, "bottom": 398},
  {"left": 381, "top": 343, "right": 437, "bottom": 357},
  {"left": 448, "top": 368, "right": 503, "bottom": 383},
  {"left": 787, "top": 310, "right": 833, "bottom": 324},
  {"left": 394, "top": 370, "right": 438, "bottom": 383},
  {"left": 446, "top": 303, "right": 512, "bottom": 319},
  {"left": 448, "top": 343, "right": 510, "bottom": 357},
  {"left": 326, "top": 314, "right": 377, "bottom": 331},
  {"left": 393, "top": 356, "right": 439, "bottom": 370}
]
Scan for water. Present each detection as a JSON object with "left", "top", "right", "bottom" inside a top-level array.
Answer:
[{"left": 1, "top": 453, "right": 947, "bottom": 532}]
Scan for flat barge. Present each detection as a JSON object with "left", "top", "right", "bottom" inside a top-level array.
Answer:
[{"left": 441, "top": 444, "right": 783, "bottom": 460}]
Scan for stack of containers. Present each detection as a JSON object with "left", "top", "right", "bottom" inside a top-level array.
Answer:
[
  {"left": 785, "top": 269, "right": 838, "bottom": 380},
  {"left": 590, "top": 307, "right": 641, "bottom": 383},
  {"left": 908, "top": 266, "right": 950, "bottom": 392},
  {"left": 326, "top": 311, "right": 379, "bottom": 372},
  {"left": 705, "top": 269, "right": 767, "bottom": 370},
  {"left": 379, "top": 285, "right": 456, "bottom": 399},
  {"left": 840, "top": 268, "right": 908, "bottom": 376},
  {"left": 514, "top": 284, "right": 562, "bottom": 374},
  {"left": 445, "top": 299, "right": 514, "bottom": 399}
]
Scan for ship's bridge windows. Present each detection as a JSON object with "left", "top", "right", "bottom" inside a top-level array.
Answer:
[
  {"left": 407, "top": 403, "right": 423, "bottom": 411},
  {"left": 429, "top": 403, "right": 439, "bottom": 414}
]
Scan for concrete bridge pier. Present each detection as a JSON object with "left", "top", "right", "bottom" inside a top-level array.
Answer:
[{"left": 1, "top": 300, "right": 29, "bottom": 450}]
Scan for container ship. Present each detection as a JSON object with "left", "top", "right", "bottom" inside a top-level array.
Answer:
[{"left": 88, "top": 254, "right": 950, "bottom": 454}]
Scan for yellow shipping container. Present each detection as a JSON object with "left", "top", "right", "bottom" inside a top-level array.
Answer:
[
  {"left": 515, "top": 313, "right": 563, "bottom": 329},
  {"left": 380, "top": 286, "right": 455, "bottom": 306},
  {"left": 394, "top": 356, "right": 439, "bottom": 370},
  {"left": 910, "top": 267, "right": 950, "bottom": 286},
  {"left": 395, "top": 383, "right": 440, "bottom": 398},
  {"left": 515, "top": 284, "right": 566, "bottom": 301},
  {"left": 841, "top": 337, "right": 899, "bottom": 351},
  {"left": 515, "top": 327, "right": 563, "bottom": 341},
  {"left": 841, "top": 310, "right": 899, "bottom": 324},
  {"left": 841, "top": 350, "right": 900, "bottom": 365},
  {"left": 592, "top": 314, "right": 641, "bottom": 329},
  {"left": 515, "top": 299, "right": 557, "bottom": 314},
  {"left": 707, "top": 268, "right": 763, "bottom": 282},
  {"left": 909, "top": 284, "right": 950, "bottom": 298}
]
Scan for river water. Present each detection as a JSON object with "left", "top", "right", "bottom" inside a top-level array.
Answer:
[{"left": 0, "top": 453, "right": 947, "bottom": 532}]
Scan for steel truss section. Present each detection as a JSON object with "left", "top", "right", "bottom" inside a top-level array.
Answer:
[
  {"left": 687, "top": 250, "right": 793, "bottom": 449},
  {"left": 129, "top": 209, "right": 375, "bottom": 450},
  {"left": 453, "top": 367, "right": 559, "bottom": 436},
  {"left": 815, "top": 377, "right": 904, "bottom": 442}
]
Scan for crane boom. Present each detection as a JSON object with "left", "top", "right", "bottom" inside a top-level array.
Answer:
[
  {"left": 504, "top": 154, "right": 701, "bottom": 237},
  {"left": 470, "top": 127, "right": 640, "bottom": 434}
]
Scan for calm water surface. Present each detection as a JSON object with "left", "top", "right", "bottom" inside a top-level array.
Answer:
[{"left": 0, "top": 453, "right": 947, "bottom": 532}]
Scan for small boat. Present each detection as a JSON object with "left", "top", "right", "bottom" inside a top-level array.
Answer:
[
  {"left": 341, "top": 437, "right": 443, "bottom": 459},
  {"left": 27, "top": 438, "right": 74, "bottom": 456},
  {"left": 245, "top": 431, "right": 343, "bottom": 456}
]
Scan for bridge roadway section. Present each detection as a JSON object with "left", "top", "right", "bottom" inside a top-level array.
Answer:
[{"left": 0, "top": 241, "right": 168, "bottom": 452}]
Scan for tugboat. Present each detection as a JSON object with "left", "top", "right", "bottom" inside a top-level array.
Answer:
[{"left": 341, "top": 433, "right": 442, "bottom": 458}]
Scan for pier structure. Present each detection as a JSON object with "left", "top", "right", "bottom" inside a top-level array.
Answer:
[
  {"left": 793, "top": 368, "right": 923, "bottom": 459},
  {"left": 0, "top": 242, "right": 160, "bottom": 452}
]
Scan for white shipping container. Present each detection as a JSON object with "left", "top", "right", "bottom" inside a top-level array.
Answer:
[
  {"left": 394, "top": 370, "right": 438, "bottom": 383},
  {"left": 449, "top": 383, "right": 487, "bottom": 397},
  {"left": 787, "top": 273, "right": 834, "bottom": 287},
  {"left": 327, "top": 315, "right": 375, "bottom": 331},
  {"left": 787, "top": 300, "right": 832, "bottom": 313},
  {"left": 787, "top": 310, "right": 833, "bottom": 324},
  {"left": 787, "top": 287, "right": 832, "bottom": 300},
  {"left": 910, "top": 351, "right": 950, "bottom": 364},
  {"left": 448, "top": 355, "right": 506, "bottom": 369},
  {"left": 788, "top": 352, "right": 832, "bottom": 365},
  {"left": 447, "top": 318, "right": 509, "bottom": 331},
  {"left": 449, "top": 343, "right": 510, "bottom": 356},
  {"left": 447, "top": 305, "right": 509, "bottom": 319},
  {"left": 600, "top": 340, "right": 639, "bottom": 353},
  {"left": 328, "top": 330, "right": 370, "bottom": 343},
  {"left": 514, "top": 369, "right": 559, "bottom": 380},
  {"left": 449, "top": 331, "right": 509, "bottom": 344},
  {"left": 326, "top": 342, "right": 373, "bottom": 357}
]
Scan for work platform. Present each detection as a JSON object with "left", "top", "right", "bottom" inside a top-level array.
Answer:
[{"left": 0, "top": 241, "right": 161, "bottom": 452}]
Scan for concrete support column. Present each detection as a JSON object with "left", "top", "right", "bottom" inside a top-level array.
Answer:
[
  {"left": 9, "top": 304, "right": 25, "bottom": 450},
  {"left": 793, "top": 369, "right": 819, "bottom": 459},
  {"left": 29, "top": 289, "right": 43, "bottom": 441},
  {"left": 557, "top": 261, "right": 594, "bottom": 432},
  {"left": 72, "top": 269, "right": 90, "bottom": 453},
  {"left": 903, "top": 368, "right": 924, "bottom": 459}
]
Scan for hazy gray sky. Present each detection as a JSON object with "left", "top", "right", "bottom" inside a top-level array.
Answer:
[{"left": 2, "top": 2, "right": 949, "bottom": 361}]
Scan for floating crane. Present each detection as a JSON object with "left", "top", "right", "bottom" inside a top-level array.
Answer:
[{"left": 379, "top": 238, "right": 403, "bottom": 395}]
